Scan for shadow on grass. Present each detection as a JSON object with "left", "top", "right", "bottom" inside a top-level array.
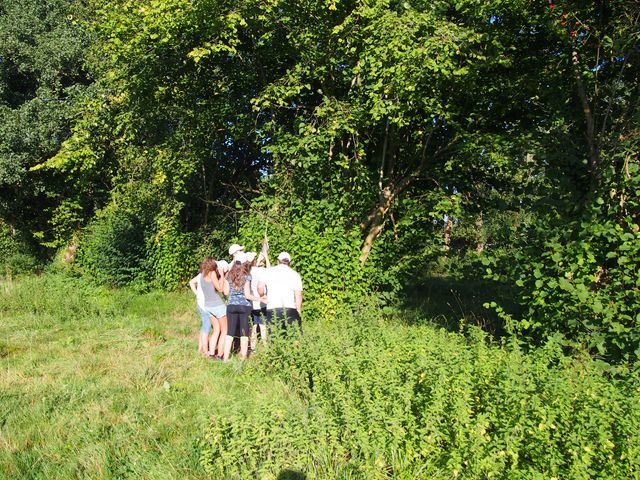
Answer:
[
  {"left": 278, "top": 469, "right": 306, "bottom": 480},
  {"left": 398, "top": 275, "right": 521, "bottom": 338}
]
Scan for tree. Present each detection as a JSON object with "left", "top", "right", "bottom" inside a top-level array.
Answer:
[
  {"left": 0, "top": 0, "right": 93, "bottom": 249},
  {"left": 488, "top": 0, "right": 640, "bottom": 363},
  {"left": 245, "top": 0, "right": 553, "bottom": 264}
]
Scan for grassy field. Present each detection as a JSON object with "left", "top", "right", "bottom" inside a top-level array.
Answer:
[
  {"left": 3, "top": 273, "right": 639, "bottom": 479},
  {"left": 0, "top": 273, "right": 294, "bottom": 479}
]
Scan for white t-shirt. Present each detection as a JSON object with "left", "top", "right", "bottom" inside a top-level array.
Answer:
[
  {"left": 261, "top": 264, "right": 303, "bottom": 310},
  {"left": 250, "top": 266, "right": 266, "bottom": 310},
  {"left": 194, "top": 273, "right": 206, "bottom": 309}
]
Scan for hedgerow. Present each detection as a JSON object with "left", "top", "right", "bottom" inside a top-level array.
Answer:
[{"left": 200, "top": 303, "right": 640, "bottom": 479}]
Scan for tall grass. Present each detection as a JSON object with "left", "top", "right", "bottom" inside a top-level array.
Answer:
[{"left": 3, "top": 273, "right": 639, "bottom": 479}]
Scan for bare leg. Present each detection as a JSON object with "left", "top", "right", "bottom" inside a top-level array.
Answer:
[
  {"left": 198, "top": 331, "right": 208, "bottom": 356},
  {"left": 223, "top": 335, "right": 234, "bottom": 361},
  {"left": 250, "top": 324, "right": 258, "bottom": 351},
  {"left": 259, "top": 324, "right": 267, "bottom": 346},
  {"left": 217, "top": 316, "right": 227, "bottom": 357},
  {"left": 239, "top": 336, "right": 249, "bottom": 359},
  {"left": 209, "top": 316, "right": 220, "bottom": 357}
]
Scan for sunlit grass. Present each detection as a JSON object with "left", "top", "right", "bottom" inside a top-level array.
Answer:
[{"left": 0, "top": 273, "right": 291, "bottom": 479}]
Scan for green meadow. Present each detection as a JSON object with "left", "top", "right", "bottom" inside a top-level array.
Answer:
[
  {"left": 2, "top": 273, "right": 639, "bottom": 479},
  {"left": 0, "top": 273, "right": 293, "bottom": 479}
]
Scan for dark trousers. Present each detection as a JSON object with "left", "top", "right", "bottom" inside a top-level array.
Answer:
[
  {"left": 227, "top": 304, "right": 251, "bottom": 337},
  {"left": 265, "top": 308, "right": 302, "bottom": 334}
]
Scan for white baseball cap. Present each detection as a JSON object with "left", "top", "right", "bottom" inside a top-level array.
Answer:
[
  {"left": 246, "top": 251, "right": 257, "bottom": 263},
  {"left": 216, "top": 260, "right": 230, "bottom": 272},
  {"left": 228, "top": 243, "right": 244, "bottom": 256},
  {"left": 234, "top": 251, "right": 247, "bottom": 264},
  {"left": 277, "top": 251, "right": 291, "bottom": 262}
]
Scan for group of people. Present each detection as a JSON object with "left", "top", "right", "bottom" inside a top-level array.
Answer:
[{"left": 188, "top": 241, "right": 303, "bottom": 361}]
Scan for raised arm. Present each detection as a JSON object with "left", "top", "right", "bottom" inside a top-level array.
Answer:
[
  {"left": 257, "top": 251, "right": 271, "bottom": 269},
  {"left": 211, "top": 269, "right": 225, "bottom": 293},
  {"left": 260, "top": 238, "right": 271, "bottom": 268}
]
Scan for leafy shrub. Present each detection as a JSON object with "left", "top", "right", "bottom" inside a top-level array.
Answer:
[
  {"left": 0, "top": 221, "right": 40, "bottom": 276},
  {"left": 192, "top": 227, "right": 234, "bottom": 263},
  {"left": 76, "top": 206, "right": 147, "bottom": 286},
  {"left": 200, "top": 302, "right": 640, "bottom": 478},
  {"left": 145, "top": 213, "right": 197, "bottom": 290},
  {"left": 239, "top": 197, "right": 374, "bottom": 318},
  {"left": 3, "top": 253, "right": 40, "bottom": 277},
  {"left": 485, "top": 141, "right": 640, "bottom": 364}
]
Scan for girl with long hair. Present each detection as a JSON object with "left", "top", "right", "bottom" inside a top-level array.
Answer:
[
  {"left": 223, "top": 253, "right": 264, "bottom": 360},
  {"left": 189, "top": 257, "right": 227, "bottom": 358}
]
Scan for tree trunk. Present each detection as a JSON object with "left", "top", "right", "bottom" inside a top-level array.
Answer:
[
  {"left": 475, "top": 213, "right": 485, "bottom": 253},
  {"left": 358, "top": 125, "right": 455, "bottom": 265},
  {"left": 359, "top": 186, "right": 394, "bottom": 264},
  {"left": 359, "top": 219, "right": 386, "bottom": 265},
  {"left": 572, "top": 49, "right": 600, "bottom": 189},
  {"left": 444, "top": 215, "right": 454, "bottom": 252},
  {"left": 359, "top": 169, "right": 418, "bottom": 264}
]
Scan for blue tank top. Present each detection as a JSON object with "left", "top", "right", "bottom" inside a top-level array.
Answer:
[{"left": 228, "top": 274, "right": 251, "bottom": 306}]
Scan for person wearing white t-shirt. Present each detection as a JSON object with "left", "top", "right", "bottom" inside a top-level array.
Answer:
[{"left": 257, "top": 251, "right": 303, "bottom": 332}]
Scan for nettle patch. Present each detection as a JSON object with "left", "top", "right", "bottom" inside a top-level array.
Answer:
[{"left": 200, "top": 305, "right": 640, "bottom": 479}]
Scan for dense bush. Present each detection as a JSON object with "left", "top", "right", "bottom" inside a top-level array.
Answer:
[
  {"left": 486, "top": 140, "right": 640, "bottom": 364},
  {"left": 145, "top": 213, "right": 197, "bottom": 290},
  {"left": 76, "top": 200, "right": 218, "bottom": 290},
  {"left": 200, "top": 303, "right": 640, "bottom": 479},
  {"left": 239, "top": 197, "right": 374, "bottom": 317},
  {"left": 0, "top": 221, "right": 40, "bottom": 276},
  {"left": 76, "top": 207, "right": 147, "bottom": 286}
]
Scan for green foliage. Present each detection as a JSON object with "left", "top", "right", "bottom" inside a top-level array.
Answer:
[
  {"left": 239, "top": 195, "right": 373, "bottom": 317},
  {"left": 0, "top": 0, "right": 93, "bottom": 249},
  {"left": 0, "top": 220, "right": 40, "bottom": 276},
  {"left": 201, "top": 302, "right": 640, "bottom": 478},
  {"left": 486, "top": 132, "right": 640, "bottom": 363},
  {"left": 2, "top": 253, "right": 40, "bottom": 277},
  {"left": 76, "top": 206, "right": 147, "bottom": 287},
  {"left": 145, "top": 212, "right": 197, "bottom": 290}
]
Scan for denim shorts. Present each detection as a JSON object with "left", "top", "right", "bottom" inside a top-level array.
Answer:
[
  {"left": 252, "top": 308, "right": 267, "bottom": 326},
  {"left": 198, "top": 305, "right": 227, "bottom": 333}
]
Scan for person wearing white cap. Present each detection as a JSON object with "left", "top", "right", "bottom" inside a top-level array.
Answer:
[
  {"left": 228, "top": 243, "right": 245, "bottom": 263},
  {"left": 257, "top": 251, "right": 303, "bottom": 332},
  {"left": 216, "top": 260, "right": 230, "bottom": 273},
  {"left": 222, "top": 254, "right": 264, "bottom": 360}
]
